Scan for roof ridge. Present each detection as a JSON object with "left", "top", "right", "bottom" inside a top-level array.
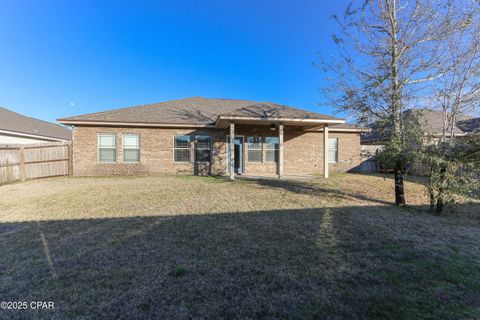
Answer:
[
  {"left": 404, "top": 107, "right": 475, "bottom": 119},
  {"left": 57, "top": 97, "right": 258, "bottom": 121},
  {"left": 58, "top": 97, "right": 344, "bottom": 124}
]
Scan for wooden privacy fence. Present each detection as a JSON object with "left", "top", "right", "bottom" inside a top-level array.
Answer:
[
  {"left": 0, "top": 142, "right": 72, "bottom": 184},
  {"left": 357, "top": 145, "right": 383, "bottom": 173}
]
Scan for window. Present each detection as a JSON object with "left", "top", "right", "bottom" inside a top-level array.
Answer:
[
  {"left": 265, "top": 137, "right": 279, "bottom": 162},
  {"left": 328, "top": 138, "right": 338, "bottom": 163},
  {"left": 174, "top": 135, "right": 191, "bottom": 162},
  {"left": 123, "top": 134, "right": 140, "bottom": 162},
  {"left": 195, "top": 135, "right": 211, "bottom": 162},
  {"left": 247, "top": 136, "right": 262, "bottom": 162},
  {"left": 98, "top": 133, "right": 116, "bottom": 163}
]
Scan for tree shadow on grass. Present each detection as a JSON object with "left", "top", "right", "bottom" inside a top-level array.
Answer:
[
  {"left": 1, "top": 206, "right": 479, "bottom": 319},
  {"left": 241, "top": 176, "right": 480, "bottom": 220},
  {"left": 239, "top": 176, "right": 394, "bottom": 206}
]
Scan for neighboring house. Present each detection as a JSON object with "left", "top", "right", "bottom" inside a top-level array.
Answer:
[
  {"left": 361, "top": 109, "right": 480, "bottom": 145},
  {"left": 359, "top": 109, "right": 480, "bottom": 172},
  {"left": 457, "top": 117, "right": 480, "bottom": 135},
  {"left": 58, "top": 97, "right": 368, "bottom": 178},
  {"left": 0, "top": 107, "right": 71, "bottom": 144}
]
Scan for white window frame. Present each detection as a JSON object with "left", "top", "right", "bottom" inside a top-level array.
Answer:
[
  {"left": 194, "top": 135, "right": 212, "bottom": 163},
  {"left": 247, "top": 136, "right": 263, "bottom": 163},
  {"left": 98, "top": 133, "right": 116, "bottom": 163},
  {"left": 174, "top": 135, "right": 191, "bottom": 163},
  {"left": 264, "top": 136, "right": 279, "bottom": 163},
  {"left": 328, "top": 138, "right": 338, "bottom": 163},
  {"left": 122, "top": 133, "right": 140, "bottom": 163}
]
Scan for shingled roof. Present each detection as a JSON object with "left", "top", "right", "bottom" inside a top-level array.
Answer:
[
  {"left": 457, "top": 117, "right": 480, "bottom": 133},
  {"left": 0, "top": 107, "right": 71, "bottom": 141},
  {"left": 58, "top": 97, "right": 344, "bottom": 126}
]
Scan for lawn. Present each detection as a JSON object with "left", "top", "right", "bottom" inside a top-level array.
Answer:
[{"left": 0, "top": 174, "right": 479, "bottom": 319}]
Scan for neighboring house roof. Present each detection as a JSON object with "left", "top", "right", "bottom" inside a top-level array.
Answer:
[
  {"left": 361, "top": 109, "right": 479, "bottom": 144},
  {"left": 329, "top": 123, "right": 370, "bottom": 132},
  {"left": 58, "top": 97, "right": 355, "bottom": 129},
  {"left": 457, "top": 117, "right": 480, "bottom": 134},
  {"left": 410, "top": 109, "right": 473, "bottom": 136},
  {"left": 0, "top": 107, "right": 71, "bottom": 141}
]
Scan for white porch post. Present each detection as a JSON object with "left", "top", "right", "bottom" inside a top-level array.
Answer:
[
  {"left": 323, "top": 124, "right": 329, "bottom": 179},
  {"left": 229, "top": 122, "right": 235, "bottom": 180},
  {"left": 278, "top": 124, "right": 284, "bottom": 179}
]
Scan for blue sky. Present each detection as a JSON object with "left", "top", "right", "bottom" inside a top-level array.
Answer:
[{"left": 0, "top": 0, "right": 349, "bottom": 123}]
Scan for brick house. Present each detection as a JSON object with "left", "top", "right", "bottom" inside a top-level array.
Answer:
[{"left": 58, "top": 97, "right": 367, "bottom": 179}]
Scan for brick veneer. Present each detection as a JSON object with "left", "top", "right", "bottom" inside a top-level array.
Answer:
[{"left": 72, "top": 125, "right": 361, "bottom": 176}]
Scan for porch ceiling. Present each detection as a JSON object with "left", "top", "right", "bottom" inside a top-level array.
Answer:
[{"left": 215, "top": 115, "right": 345, "bottom": 129}]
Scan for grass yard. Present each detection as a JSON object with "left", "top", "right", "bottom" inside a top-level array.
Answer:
[{"left": 0, "top": 173, "right": 479, "bottom": 319}]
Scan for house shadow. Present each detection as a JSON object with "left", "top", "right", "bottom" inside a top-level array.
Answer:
[{"left": 1, "top": 204, "right": 479, "bottom": 319}]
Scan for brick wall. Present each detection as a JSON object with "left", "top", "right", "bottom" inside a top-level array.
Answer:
[
  {"left": 330, "top": 132, "right": 362, "bottom": 173},
  {"left": 72, "top": 125, "right": 361, "bottom": 176}
]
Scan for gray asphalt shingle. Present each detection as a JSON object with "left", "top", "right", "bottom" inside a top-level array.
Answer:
[
  {"left": 0, "top": 107, "right": 71, "bottom": 140},
  {"left": 58, "top": 97, "right": 343, "bottom": 125}
]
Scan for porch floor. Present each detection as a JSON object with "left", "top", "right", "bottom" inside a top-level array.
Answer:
[{"left": 236, "top": 174, "right": 318, "bottom": 181}]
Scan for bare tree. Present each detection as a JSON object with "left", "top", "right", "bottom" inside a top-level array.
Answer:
[
  {"left": 434, "top": 13, "right": 480, "bottom": 143},
  {"left": 319, "top": 0, "right": 474, "bottom": 205},
  {"left": 423, "top": 12, "right": 480, "bottom": 213}
]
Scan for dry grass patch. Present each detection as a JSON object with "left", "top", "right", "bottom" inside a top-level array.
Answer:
[{"left": 0, "top": 174, "right": 479, "bottom": 319}]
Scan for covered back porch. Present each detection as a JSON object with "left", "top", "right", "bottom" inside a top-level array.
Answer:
[{"left": 215, "top": 115, "right": 345, "bottom": 180}]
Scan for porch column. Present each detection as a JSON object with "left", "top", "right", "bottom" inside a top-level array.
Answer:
[
  {"left": 323, "top": 124, "right": 329, "bottom": 179},
  {"left": 278, "top": 124, "right": 284, "bottom": 179},
  {"left": 229, "top": 122, "right": 235, "bottom": 180}
]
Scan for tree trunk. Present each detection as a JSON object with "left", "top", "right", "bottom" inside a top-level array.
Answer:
[
  {"left": 436, "top": 164, "right": 447, "bottom": 214},
  {"left": 441, "top": 108, "right": 448, "bottom": 143},
  {"left": 390, "top": 0, "right": 401, "bottom": 135},
  {"left": 390, "top": 1, "right": 406, "bottom": 207},
  {"left": 449, "top": 113, "right": 456, "bottom": 145},
  {"left": 394, "top": 160, "right": 406, "bottom": 205},
  {"left": 436, "top": 196, "right": 444, "bottom": 214},
  {"left": 429, "top": 191, "right": 436, "bottom": 212},
  {"left": 428, "top": 167, "right": 435, "bottom": 212},
  {"left": 428, "top": 164, "right": 435, "bottom": 213}
]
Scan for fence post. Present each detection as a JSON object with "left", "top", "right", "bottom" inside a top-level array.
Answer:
[
  {"left": 68, "top": 142, "right": 73, "bottom": 177},
  {"left": 19, "top": 146, "right": 26, "bottom": 182}
]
